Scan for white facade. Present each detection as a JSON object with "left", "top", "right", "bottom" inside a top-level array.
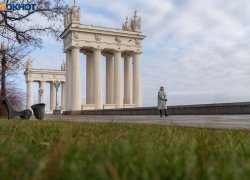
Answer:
[
  {"left": 60, "top": 2, "right": 145, "bottom": 110},
  {"left": 24, "top": 59, "right": 66, "bottom": 111}
]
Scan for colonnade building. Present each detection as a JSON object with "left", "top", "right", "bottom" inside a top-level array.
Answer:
[
  {"left": 25, "top": 1, "right": 145, "bottom": 111},
  {"left": 24, "top": 59, "right": 66, "bottom": 111},
  {"left": 61, "top": 2, "right": 145, "bottom": 111}
]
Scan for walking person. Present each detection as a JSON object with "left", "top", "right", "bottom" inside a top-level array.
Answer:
[{"left": 158, "top": 86, "right": 168, "bottom": 117}]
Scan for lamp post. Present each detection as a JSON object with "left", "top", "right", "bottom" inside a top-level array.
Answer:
[
  {"left": 53, "top": 79, "right": 61, "bottom": 115},
  {"left": 0, "top": 41, "right": 8, "bottom": 98}
]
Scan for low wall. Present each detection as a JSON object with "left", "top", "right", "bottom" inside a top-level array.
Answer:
[
  {"left": 62, "top": 102, "right": 250, "bottom": 115},
  {"left": 45, "top": 110, "right": 64, "bottom": 115}
]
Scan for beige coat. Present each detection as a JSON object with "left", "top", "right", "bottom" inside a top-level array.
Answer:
[{"left": 158, "top": 90, "right": 167, "bottom": 110}]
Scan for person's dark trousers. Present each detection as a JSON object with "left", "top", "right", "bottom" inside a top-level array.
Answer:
[{"left": 160, "top": 109, "right": 168, "bottom": 117}]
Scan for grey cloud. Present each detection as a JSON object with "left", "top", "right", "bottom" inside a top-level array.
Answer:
[{"left": 26, "top": 0, "right": 250, "bottom": 107}]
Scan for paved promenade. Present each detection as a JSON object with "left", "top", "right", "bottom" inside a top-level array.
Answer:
[{"left": 30, "top": 115, "right": 250, "bottom": 129}]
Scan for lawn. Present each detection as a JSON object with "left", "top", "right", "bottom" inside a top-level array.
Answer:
[{"left": 0, "top": 118, "right": 250, "bottom": 180}]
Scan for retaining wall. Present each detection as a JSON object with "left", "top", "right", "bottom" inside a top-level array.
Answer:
[{"left": 63, "top": 102, "right": 250, "bottom": 115}]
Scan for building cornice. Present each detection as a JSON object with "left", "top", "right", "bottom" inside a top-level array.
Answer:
[
  {"left": 26, "top": 69, "right": 66, "bottom": 74},
  {"left": 60, "top": 23, "right": 146, "bottom": 39}
]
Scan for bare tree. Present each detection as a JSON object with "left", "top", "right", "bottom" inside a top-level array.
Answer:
[
  {"left": 6, "top": 81, "right": 26, "bottom": 110},
  {"left": 0, "top": 0, "right": 68, "bottom": 111},
  {"left": 0, "top": 81, "right": 26, "bottom": 116},
  {"left": 0, "top": 0, "right": 68, "bottom": 75},
  {"left": 0, "top": 0, "right": 68, "bottom": 45}
]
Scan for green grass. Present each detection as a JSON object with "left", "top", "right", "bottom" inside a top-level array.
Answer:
[{"left": 0, "top": 118, "right": 250, "bottom": 180}]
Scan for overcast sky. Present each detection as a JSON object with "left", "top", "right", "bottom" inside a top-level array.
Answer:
[{"left": 18, "top": 0, "right": 250, "bottom": 108}]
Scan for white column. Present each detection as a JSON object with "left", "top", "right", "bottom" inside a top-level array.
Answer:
[
  {"left": 26, "top": 80, "right": 33, "bottom": 110},
  {"left": 71, "top": 47, "right": 81, "bottom": 110},
  {"left": 93, "top": 48, "right": 103, "bottom": 109},
  {"left": 104, "top": 53, "right": 114, "bottom": 104},
  {"left": 38, "top": 82, "right": 41, "bottom": 103},
  {"left": 50, "top": 82, "right": 56, "bottom": 110},
  {"left": 84, "top": 52, "right": 94, "bottom": 104},
  {"left": 124, "top": 55, "right": 132, "bottom": 104},
  {"left": 61, "top": 82, "right": 65, "bottom": 110},
  {"left": 133, "top": 52, "right": 142, "bottom": 107},
  {"left": 39, "top": 81, "right": 46, "bottom": 110},
  {"left": 40, "top": 81, "right": 46, "bottom": 104},
  {"left": 113, "top": 50, "right": 123, "bottom": 108},
  {"left": 65, "top": 50, "right": 71, "bottom": 111}
]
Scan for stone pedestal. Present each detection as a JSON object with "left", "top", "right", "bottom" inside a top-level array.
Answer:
[
  {"left": 81, "top": 104, "right": 95, "bottom": 110},
  {"left": 53, "top": 110, "right": 61, "bottom": 115},
  {"left": 103, "top": 104, "right": 116, "bottom": 109}
]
